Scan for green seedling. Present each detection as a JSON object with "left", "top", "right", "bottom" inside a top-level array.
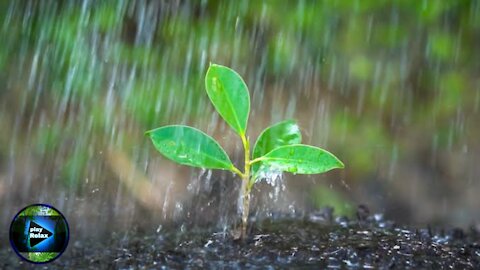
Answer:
[{"left": 146, "top": 64, "right": 344, "bottom": 239}]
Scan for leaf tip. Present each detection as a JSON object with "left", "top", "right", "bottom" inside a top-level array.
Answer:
[
  {"left": 337, "top": 158, "right": 345, "bottom": 169},
  {"left": 144, "top": 129, "right": 153, "bottom": 137},
  {"left": 206, "top": 63, "right": 218, "bottom": 78},
  {"left": 208, "top": 62, "right": 218, "bottom": 68}
]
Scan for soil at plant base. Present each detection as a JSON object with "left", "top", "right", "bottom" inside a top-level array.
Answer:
[{"left": 1, "top": 208, "right": 479, "bottom": 269}]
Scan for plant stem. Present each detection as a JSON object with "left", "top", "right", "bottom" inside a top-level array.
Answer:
[
  {"left": 240, "top": 134, "right": 251, "bottom": 239},
  {"left": 249, "top": 157, "right": 264, "bottom": 165},
  {"left": 231, "top": 166, "right": 245, "bottom": 178}
]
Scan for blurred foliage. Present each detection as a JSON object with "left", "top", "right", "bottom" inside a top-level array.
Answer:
[
  {"left": 20, "top": 205, "right": 60, "bottom": 216},
  {"left": 312, "top": 186, "right": 354, "bottom": 217},
  {"left": 28, "top": 252, "right": 57, "bottom": 262},
  {"left": 1, "top": 0, "right": 479, "bottom": 218}
]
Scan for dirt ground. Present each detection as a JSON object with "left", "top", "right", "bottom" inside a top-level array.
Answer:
[{"left": 1, "top": 207, "right": 479, "bottom": 269}]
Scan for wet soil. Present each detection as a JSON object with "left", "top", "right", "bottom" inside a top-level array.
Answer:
[{"left": 1, "top": 208, "right": 479, "bottom": 269}]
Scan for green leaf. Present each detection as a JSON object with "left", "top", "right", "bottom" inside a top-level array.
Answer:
[
  {"left": 146, "top": 125, "right": 234, "bottom": 170},
  {"left": 258, "top": 144, "right": 344, "bottom": 174},
  {"left": 252, "top": 120, "right": 302, "bottom": 177},
  {"left": 205, "top": 64, "right": 250, "bottom": 136}
]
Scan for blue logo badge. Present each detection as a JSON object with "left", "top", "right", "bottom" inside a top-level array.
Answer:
[{"left": 9, "top": 204, "right": 69, "bottom": 264}]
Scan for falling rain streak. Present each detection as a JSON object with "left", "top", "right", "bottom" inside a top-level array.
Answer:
[{"left": 0, "top": 0, "right": 479, "bottom": 242}]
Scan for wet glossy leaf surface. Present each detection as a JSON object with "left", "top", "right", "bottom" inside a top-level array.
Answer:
[
  {"left": 147, "top": 125, "right": 233, "bottom": 170},
  {"left": 259, "top": 144, "right": 344, "bottom": 174},
  {"left": 252, "top": 120, "right": 302, "bottom": 178},
  {"left": 205, "top": 64, "right": 250, "bottom": 136}
]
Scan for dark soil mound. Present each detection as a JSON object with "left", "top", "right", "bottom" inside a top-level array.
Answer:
[{"left": 2, "top": 209, "right": 479, "bottom": 269}]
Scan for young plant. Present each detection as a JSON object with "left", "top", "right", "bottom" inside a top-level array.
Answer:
[{"left": 146, "top": 64, "right": 344, "bottom": 238}]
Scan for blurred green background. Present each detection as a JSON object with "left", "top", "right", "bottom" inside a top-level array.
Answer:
[{"left": 1, "top": 0, "right": 479, "bottom": 234}]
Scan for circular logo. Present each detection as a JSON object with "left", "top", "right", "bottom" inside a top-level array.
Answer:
[{"left": 9, "top": 204, "right": 69, "bottom": 264}]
